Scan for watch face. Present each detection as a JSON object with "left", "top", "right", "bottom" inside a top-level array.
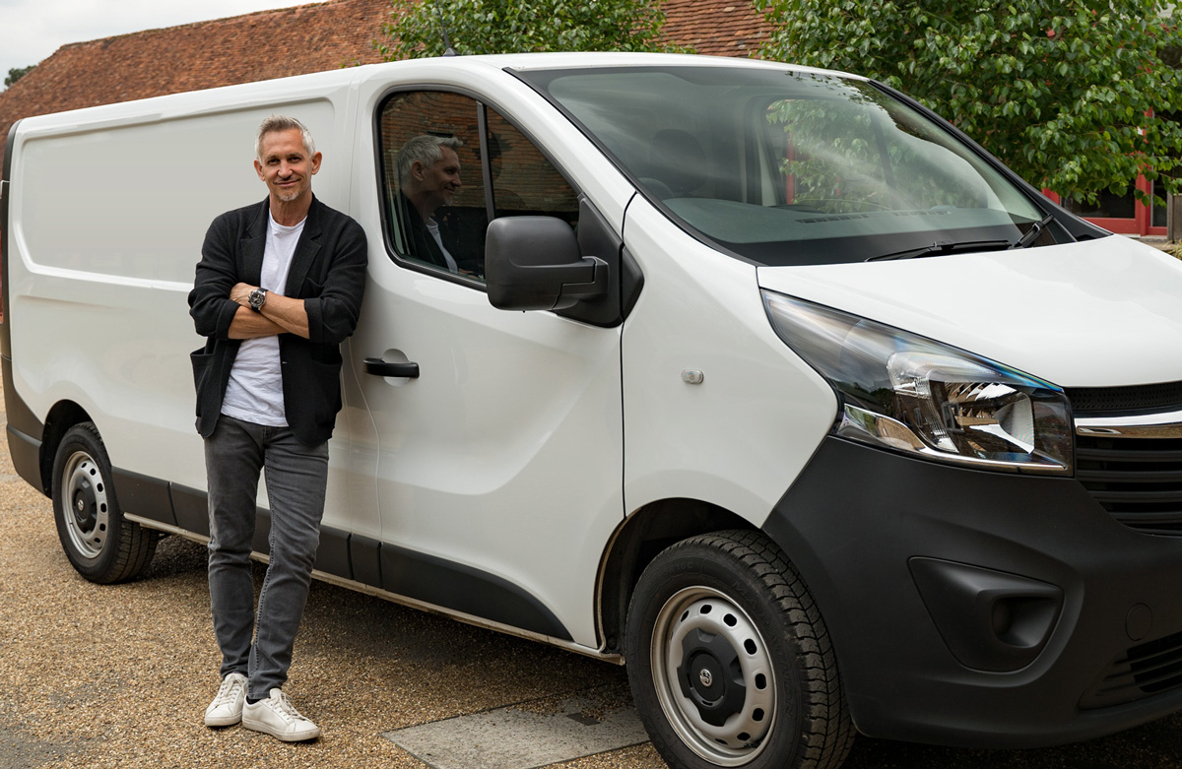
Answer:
[{"left": 249, "top": 289, "right": 266, "bottom": 310}]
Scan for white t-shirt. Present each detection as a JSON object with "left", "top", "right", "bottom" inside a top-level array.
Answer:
[
  {"left": 426, "top": 218, "right": 458, "bottom": 273},
  {"left": 220, "top": 211, "right": 306, "bottom": 426}
]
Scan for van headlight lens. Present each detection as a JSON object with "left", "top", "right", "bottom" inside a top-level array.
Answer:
[{"left": 762, "top": 291, "right": 1073, "bottom": 474}]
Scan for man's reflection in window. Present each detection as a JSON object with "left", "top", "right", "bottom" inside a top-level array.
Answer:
[{"left": 397, "top": 135, "right": 464, "bottom": 273}]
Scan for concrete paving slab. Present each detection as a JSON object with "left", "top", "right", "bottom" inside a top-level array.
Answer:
[{"left": 383, "top": 684, "right": 650, "bottom": 769}]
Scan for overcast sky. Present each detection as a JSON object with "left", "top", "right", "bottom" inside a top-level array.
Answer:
[{"left": 0, "top": 0, "right": 308, "bottom": 89}]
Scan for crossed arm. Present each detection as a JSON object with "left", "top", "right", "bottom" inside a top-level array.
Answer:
[{"left": 227, "top": 283, "right": 310, "bottom": 339}]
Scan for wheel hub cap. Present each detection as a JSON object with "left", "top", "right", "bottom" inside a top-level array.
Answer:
[
  {"left": 72, "top": 481, "right": 95, "bottom": 530},
  {"left": 651, "top": 588, "right": 778, "bottom": 766},
  {"left": 678, "top": 629, "right": 746, "bottom": 726}
]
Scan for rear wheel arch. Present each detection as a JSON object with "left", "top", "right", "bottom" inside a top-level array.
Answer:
[{"left": 38, "top": 400, "right": 92, "bottom": 496}]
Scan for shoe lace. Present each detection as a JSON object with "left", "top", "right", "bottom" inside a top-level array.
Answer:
[
  {"left": 270, "top": 690, "right": 308, "bottom": 722},
  {"left": 212, "top": 676, "right": 245, "bottom": 707}
]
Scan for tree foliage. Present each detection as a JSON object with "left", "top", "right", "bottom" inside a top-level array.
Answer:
[
  {"left": 754, "top": 0, "right": 1182, "bottom": 204},
  {"left": 377, "top": 0, "right": 688, "bottom": 60},
  {"left": 4, "top": 65, "right": 35, "bottom": 89}
]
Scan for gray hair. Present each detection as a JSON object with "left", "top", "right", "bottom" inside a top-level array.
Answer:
[
  {"left": 398, "top": 134, "right": 464, "bottom": 185},
  {"left": 256, "top": 115, "right": 316, "bottom": 161}
]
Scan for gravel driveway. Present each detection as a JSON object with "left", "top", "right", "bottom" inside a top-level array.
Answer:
[{"left": 1, "top": 385, "right": 1180, "bottom": 768}]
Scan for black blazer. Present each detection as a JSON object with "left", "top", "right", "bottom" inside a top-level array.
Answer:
[
  {"left": 188, "top": 196, "right": 368, "bottom": 445},
  {"left": 400, "top": 192, "right": 461, "bottom": 271}
]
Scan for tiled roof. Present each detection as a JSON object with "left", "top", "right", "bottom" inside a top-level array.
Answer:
[
  {"left": 663, "top": 0, "right": 772, "bottom": 58},
  {"left": 0, "top": 0, "right": 773, "bottom": 161}
]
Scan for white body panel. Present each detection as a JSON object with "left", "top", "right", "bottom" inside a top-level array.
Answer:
[{"left": 621, "top": 198, "right": 837, "bottom": 524}]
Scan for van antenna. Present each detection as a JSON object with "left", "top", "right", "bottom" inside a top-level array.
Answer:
[{"left": 434, "top": 1, "right": 458, "bottom": 57}]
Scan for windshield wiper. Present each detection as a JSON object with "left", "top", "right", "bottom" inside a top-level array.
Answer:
[
  {"left": 868, "top": 239, "right": 1012, "bottom": 262},
  {"left": 1011, "top": 213, "right": 1055, "bottom": 249}
]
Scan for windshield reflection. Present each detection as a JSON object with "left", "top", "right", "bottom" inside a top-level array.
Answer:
[{"left": 518, "top": 66, "right": 1049, "bottom": 266}]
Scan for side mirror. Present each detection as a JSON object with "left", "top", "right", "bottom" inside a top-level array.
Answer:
[{"left": 485, "top": 216, "right": 609, "bottom": 311}]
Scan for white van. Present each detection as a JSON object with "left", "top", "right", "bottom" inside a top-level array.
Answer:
[{"left": 4, "top": 52, "right": 1182, "bottom": 769}]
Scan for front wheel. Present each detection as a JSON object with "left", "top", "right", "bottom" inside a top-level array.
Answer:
[
  {"left": 52, "top": 423, "right": 157, "bottom": 583},
  {"left": 625, "top": 530, "right": 854, "bottom": 769}
]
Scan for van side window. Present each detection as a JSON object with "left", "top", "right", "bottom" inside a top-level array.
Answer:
[
  {"left": 484, "top": 108, "right": 578, "bottom": 224},
  {"left": 377, "top": 93, "right": 579, "bottom": 283}
]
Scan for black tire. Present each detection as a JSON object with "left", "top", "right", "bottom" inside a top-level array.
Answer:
[
  {"left": 51, "top": 423, "right": 157, "bottom": 583},
  {"left": 625, "top": 530, "right": 854, "bottom": 769}
]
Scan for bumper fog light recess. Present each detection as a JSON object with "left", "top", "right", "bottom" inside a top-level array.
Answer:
[{"left": 910, "top": 557, "right": 1064, "bottom": 672}]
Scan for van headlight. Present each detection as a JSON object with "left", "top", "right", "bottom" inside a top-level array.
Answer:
[{"left": 762, "top": 291, "right": 1073, "bottom": 474}]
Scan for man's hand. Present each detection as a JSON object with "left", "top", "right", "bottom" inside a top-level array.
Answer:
[{"left": 230, "top": 282, "right": 256, "bottom": 307}]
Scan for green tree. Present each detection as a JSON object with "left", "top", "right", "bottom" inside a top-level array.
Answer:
[
  {"left": 4, "top": 65, "right": 35, "bottom": 89},
  {"left": 754, "top": 0, "right": 1182, "bottom": 204},
  {"left": 377, "top": 0, "right": 688, "bottom": 60}
]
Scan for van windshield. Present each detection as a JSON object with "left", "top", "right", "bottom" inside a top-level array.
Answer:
[{"left": 513, "top": 66, "right": 1049, "bottom": 266}]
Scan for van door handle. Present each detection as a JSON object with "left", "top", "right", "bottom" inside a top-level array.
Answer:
[{"left": 364, "top": 357, "right": 420, "bottom": 378}]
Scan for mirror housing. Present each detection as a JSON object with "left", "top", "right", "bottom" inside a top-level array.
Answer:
[{"left": 485, "top": 216, "right": 609, "bottom": 311}]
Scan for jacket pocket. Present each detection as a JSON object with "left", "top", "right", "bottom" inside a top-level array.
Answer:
[{"left": 190, "top": 347, "right": 214, "bottom": 417}]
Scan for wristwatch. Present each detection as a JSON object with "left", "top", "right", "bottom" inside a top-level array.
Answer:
[{"left": 248, "top": 287, "right": 268, "bottom": 312}]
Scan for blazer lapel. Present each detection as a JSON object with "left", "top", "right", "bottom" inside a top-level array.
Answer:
[
  {"left": 285, "top": 197, "right": 322, "bottom": 297},
  {"left": 240, "top": 198, "right": 269, "bottom": 285}
]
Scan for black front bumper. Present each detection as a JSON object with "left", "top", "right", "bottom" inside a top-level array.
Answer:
[{"left": 762, "top": 436, "right": 1182, "bottom": 748}]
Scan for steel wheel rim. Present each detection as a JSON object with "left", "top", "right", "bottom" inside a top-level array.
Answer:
[
  {"left": 650, "top": 585, "right": 777, "bottom": 766},
  {"left": 61, "top": 450, "right": 109, "bottom": 560}
]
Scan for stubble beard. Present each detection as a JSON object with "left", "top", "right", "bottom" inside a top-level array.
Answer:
[{"left": 274, "top": 179, "right": 306, "bottom": 203}]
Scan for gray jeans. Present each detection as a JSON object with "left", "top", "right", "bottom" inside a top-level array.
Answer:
[{"left": 204, "top": 415, "right": 328, "bottom": 700}]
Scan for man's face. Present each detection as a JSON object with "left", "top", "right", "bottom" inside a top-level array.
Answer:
[
  {"left": 254, "top": 128, "right": 321, "bottom": 204},
  {"left": 414, "top": 147, "right": 462, "bottom": 215}
]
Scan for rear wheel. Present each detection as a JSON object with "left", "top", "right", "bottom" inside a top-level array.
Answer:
[
  {"left": 52, "top": 423, "right": 156, "bottom": 583},
  {"left": 625, "top": 530, "right": 854, "bottom": 769}
]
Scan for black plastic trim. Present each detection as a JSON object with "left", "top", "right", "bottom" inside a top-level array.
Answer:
[
  {"left": 379, "top": 540, "right": 572, "bottom": 641},
  {"left": 314, "top": 526, "right": 352, "bottom": 580},
  {"left": 350, "top": 534, "right": 382, "bottom": 588},
  {"left": 763, "top": 435, "right": 1182, "bottom": 748},
  {"left": 6, "top": 424, "right": 40, "bottom": 491},
  {"left": 2, "top": 354, "right": 42, "bottom": 453},
  {"left": 112, "top": 468, "right": 176, "bottom": 527},
  {"left": 363, "top": 358, "right": 420, "bottom": 378},
  {"left": 169, "top": 483, "right": 210, "bottom": 538},
  {"left": 554, "top": 196, "right": 622, "bottom": 326}
]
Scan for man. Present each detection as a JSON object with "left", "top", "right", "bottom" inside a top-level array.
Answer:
[
  {"left": 397, "top": 134, "right": 463, "bottom": 272},
  {"left": 188, "top": 115, "right": 367, "bottom": 742}
]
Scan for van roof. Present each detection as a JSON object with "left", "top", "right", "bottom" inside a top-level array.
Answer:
[{"left": 9, "top": 52, "right": 862, "bottom": 137}]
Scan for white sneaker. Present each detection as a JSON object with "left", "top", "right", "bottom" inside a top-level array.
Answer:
[
  {"left": 204, "top": 672, "right": 247, "bottom": 727},
  {"left": 242, "top": 688, "right": 320, "bottom": 742}
]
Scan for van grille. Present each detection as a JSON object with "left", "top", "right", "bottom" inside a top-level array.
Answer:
[
  {"left": 1069, "top": 383, "right": 1182, "bottom": 536},
  {"left": 1081, "top": 630, "right": 1182, "bottom": 709},
  {"left": 1067, "top": 382, "right": 1182, "bottom": 417},
  {"left": 1074, "top": 435, "right": 1182, "bottom": 535}
]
